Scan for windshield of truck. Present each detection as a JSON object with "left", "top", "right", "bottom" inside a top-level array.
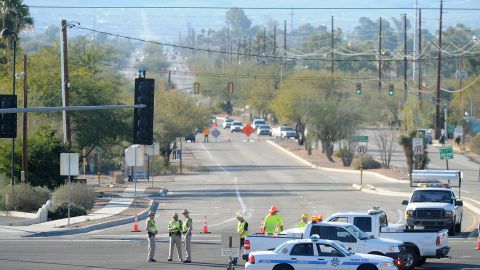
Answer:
[
  {"left": 274, "top": 241, "right": 290, "bottom": 254},
  {"left": 346, "top": 225, "right": 370, "bottom": 240},
  {"left": 411, "top": 190, "right": 453, "bottom": 203}
]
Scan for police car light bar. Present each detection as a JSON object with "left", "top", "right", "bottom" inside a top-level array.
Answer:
[{"left": 417, "top": 183, "right": 450, "bottom": 188}]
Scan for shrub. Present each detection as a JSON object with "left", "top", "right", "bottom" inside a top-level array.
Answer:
[
  {"left": 351, "top": 154, "right": 382, "bottom": 170},
  {"left": 3, "top": 183, "right": 50, "bottom": 212},
  {"left": 469, "top": 134, "right": 480, "bottom": 155},
  {"left": 48, "top": 201, "right": 87, "bottom": 220},
  {"left": 53, "top": 183, "right": 96, "bottom": 211}
]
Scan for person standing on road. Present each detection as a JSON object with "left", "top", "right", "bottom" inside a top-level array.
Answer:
[
  {"left": 168, "top": 212, "right": 183, "bottom": 262},
  {"left": 146, "top": 211, "right": 158, "bottom": 262},
  {"left": 440, "top": 134, "right": 446, "bottom": 146},
  {"left": 262, "top": 205, "right": 283, "bottom": 235},
  {"left": 182, "top": 209, "right": 192, "bottom": 263},
  {"left": 232, "top": 211, "right": 249, "bottom": 265},
  {"left": 297, "top": 213, "right": 309, "bottom": 228}
]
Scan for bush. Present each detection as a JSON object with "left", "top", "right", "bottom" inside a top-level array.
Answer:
[
  {"left": 469, "top": 134, "right": 480, "bottom": 155},
  {"left": 48, "top": 201, "right": 87, "bottom": 220},
  {"left": 52, "top": 183, "right": 96, "bottom": 211},
  {"left": 351, "top": 154, "right": 382, "bottom": 170},
  {"left": 3, "top": 183, "right": 50, "bottom": 212}
]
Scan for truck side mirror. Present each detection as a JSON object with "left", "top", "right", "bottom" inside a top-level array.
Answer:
[
  {"left": 402, "top": 200, "right": 409, "bottom": 206},
  {"left": 456, "top": 200, "right": 463, "bottom": 206}
]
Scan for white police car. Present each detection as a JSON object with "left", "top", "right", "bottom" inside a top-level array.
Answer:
[{"left": 245, "top": 235, "right": 400, "bottom": 270}]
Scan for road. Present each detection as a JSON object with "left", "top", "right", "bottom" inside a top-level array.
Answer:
[{"left": 0, "top": 129, "right": 478, "bottom": 269}]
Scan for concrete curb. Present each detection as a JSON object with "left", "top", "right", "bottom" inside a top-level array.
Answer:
[
  {"left": 26, "top": 199, "right": 159, "bottom": 237},
  {"left": 266, "top": 140, "right": 407, "bottom": 183}
]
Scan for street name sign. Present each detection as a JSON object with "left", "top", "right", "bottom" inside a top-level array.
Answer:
[
  {"left": 355, "top": 136, "right": 368, "bottom": 142},
  {"left": 440, "top": 147, "right": 453, "bottom": 160}
]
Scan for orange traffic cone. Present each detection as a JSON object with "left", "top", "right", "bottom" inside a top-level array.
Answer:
[
  {"left": 259, "top": 218, "right": 265, "bottom": 234},
  {"left": 475, "top": 235, "right": 480, "bottom": 250},
  {"left": 132, "top": 214, "right": 141, "bottom": 232},
  {"left": 273, "top": 225, "right": 279, "bottom": 237},
  {"left": 201, "top": 215, "right": 211, "bottom": 234}
]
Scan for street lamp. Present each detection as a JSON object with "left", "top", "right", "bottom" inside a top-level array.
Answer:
[{"left": 1, "top": 28, "right": 17, "bottom": 187}]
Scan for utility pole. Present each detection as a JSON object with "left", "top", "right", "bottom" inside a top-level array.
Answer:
[
  {"left": 61, "top": 19, "right": 72, "bottom": 146},
  {"left": 413, "top": 0, "right": 418, "bottom": 80},
  {"left": 331, "top": 16, "right": 334, "bottom": 75},
  {"left": 378, "top": 17, "right": 383, "bottom": 91},
  {"left": 273, "top": 24, "right": 277, "bottom": 60},
  {"left": 403, "top": 13, "right": 408, "bottom": 102},
  {"left": 284, "top": 20, "right": 287, "bottom": 56},
  {"left": 167, "top": 70, "right": 171, "bottom": 90},
  {"left": 22, "top": 54, "right": 28, "bottom": 182},
  {"left": 248, "top": 36, "right": 252, "bottom": 60},
  {"left": 435, "top": 0, "right": 444, "bottom": 140},
  {"left": 418, "top": 9, "right": 423, "bottom": 112},
  {"left": 263, "top": 27, "right": 266, "bottom": 55}
]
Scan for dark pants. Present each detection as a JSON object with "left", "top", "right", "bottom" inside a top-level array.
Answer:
[{"left": 232, "top": 238, "right": 245, "bottom": 265}]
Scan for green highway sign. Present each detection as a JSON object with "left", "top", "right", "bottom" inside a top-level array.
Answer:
[
  {"left": 440, "top": 147, "right": 454, "bottom": 160},
  {"left": 355, "top": 136, "right": 368, "bottom": 142}
]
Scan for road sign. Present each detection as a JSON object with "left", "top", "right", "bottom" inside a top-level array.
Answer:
[
  {"left": 211, "top": 128, "right": 221, "bottom": 138},
  {"left": 357, "top": 145, "right": 367, "bottom": 155},
  {"left": 60, "top": 153, "right": 79, "bottom": 176},
  {"left": 412, "top": 138, "right": 424, "bottom": 155},
  {"left": 354, "top": 136, "right": 368, "bottom": 142},
  {"left": 454, "top": 126, "right": 463, "bottom": 138},
  {"left": 440, "top": 147, "right": 454, "bottom": 160},
  {"left": 242, "top": 124, "right": 255, "bottom": 137},
  {"left": 221, "top": 247, "right": 240, "bottom": 257}
]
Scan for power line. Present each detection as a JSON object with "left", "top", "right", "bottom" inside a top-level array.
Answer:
[{"left": 28, "top": 5, "right": 480, "bottom": 11}]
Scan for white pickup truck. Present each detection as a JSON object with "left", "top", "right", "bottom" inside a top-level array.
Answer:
[
  {"left": 244, "top": 221, "right": 409, "bottom": 268},
  {"left": 326, "top": 208, "right": 450, "bottom": 269}
]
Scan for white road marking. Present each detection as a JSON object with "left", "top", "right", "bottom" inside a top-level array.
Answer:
[{"left": 396, "top": 209, "right": 404, "bottom": 224}]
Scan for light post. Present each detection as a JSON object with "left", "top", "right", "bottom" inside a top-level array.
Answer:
[{"left": 1, "top": 28, "right": 17, "bottom": 187}]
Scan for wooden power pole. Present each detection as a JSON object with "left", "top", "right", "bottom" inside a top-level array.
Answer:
[
  {"left": 61, "top": 19, "right": 72, "bottom": 146},
  {"left": 22, "top": 54, "right": 28, "bottom": 182},
  {"left": 378, "top": 17, "right": 383, "bottom": 91},
  {"left": 435, "top": 0, "right": 444, "bottom": 139}
]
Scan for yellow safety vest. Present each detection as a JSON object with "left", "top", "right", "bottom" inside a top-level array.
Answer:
[
  {"left": 183, "top": 217, "right": 192, "bottom": 233},
  {"left": 146, "top": 219, "right": 157, "bottom": 234},
  {"left": 168, "top": 220, "right": 182, "bottom": 232},
  {"left": 263, "top": 214, "right": 283, "bottom": 235},
  {"left": 297, "top": 220, "right": 307, "bottom": 228},
  {"left": 237, "top": 220, "right": 249, "bottom": 238}
]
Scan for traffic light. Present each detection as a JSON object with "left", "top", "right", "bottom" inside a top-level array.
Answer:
[
  {"left": 355, "top": 83, "right": 362, "bottom": 95},
  {"left": 228, "top": 82, "right": 234, "bottom": 95},
  {"left": 389, "top": 84, "right": 395, "bottom": 96},
  {"left": 133, "top": 78, "right": 154, "bottom": 145},
  {"left": 0, "top": 95, "right": 17, "bottom": 138},
  {"left": 193, "top": 82, "right": 200, "bottom": 94}
]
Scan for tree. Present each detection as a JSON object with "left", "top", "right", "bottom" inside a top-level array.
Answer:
[
  {"left": 398, "top": 131, "right": 430, "bottom": 176},
  {"left": 225, "top": 8, "right": 251, "bottom": 37},
  {"left": 0, "top": 0, "right": 33, "bottom": 34},
  {"left": 0, "top": 127, "right": 72, "bottom": 189},
  {"left": 375, "top": 129, "right": 398, "bottom": 169}
]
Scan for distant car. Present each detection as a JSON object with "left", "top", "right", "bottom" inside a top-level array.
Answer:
[
  {"left": 417, "top": 129, "right": 433, "bottom": 144},
  {"left": 185, "top": 132, "right": 196, "bottom": 142},
  {"left": 230, "top": 121, "right": 243, "bottom": 132},
  {"left": 252, "top": 119, "right": 266, "bottom": 130},
  {"left": 272, "top": 126, "right": 298, "bottom": 139},
  {"left": 257, "top": 125, "right": 271, "bottom": 136},
  {"left": 223, "top": 119, "right": 234, "bottom": 129}
]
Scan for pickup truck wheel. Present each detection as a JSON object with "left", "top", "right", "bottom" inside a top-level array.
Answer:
[
  {"left": 417, "top": 257, "right": 427, "bottom": 267},
  {"left": 404, "top": 247, "right": 419, "bottom": 270},
  {"left": 273, "top": 264, "right": 294, "bottom": 270}
]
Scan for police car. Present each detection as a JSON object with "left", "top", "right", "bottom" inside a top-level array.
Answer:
[{"left": 245, "top": 235, "right": 400, "bottom": 270}]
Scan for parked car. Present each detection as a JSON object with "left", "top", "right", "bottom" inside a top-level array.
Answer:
[
  {"left": 257, "top": 125, "right": 271, "bottom": 136},
  {"left": 230, "top": 121, "right": 243, "bottom": 132},
  {"left": 272, "top": 126, "right": 298, "bottom": 139},
  {"left": 252, "top": 119, "right": 266, "bottom": 130},
  {"left": 223, "top": 118, "right": 234, "bottom": 129}
]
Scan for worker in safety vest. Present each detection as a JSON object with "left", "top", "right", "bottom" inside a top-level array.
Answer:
[
  {"left": 182, "top": 209, "right": 192, "bottom": 263},
  {"left": 146, "top": 211, "right": 158, "bottom": 262},
  {"left": 168, "top": 212, "right": 183, "bottom": 262},
  {"left": 233, "top": 211, "right": 249, "bottom": 265},
  {"left": 262, "top": 205, "right": 283, "bottom": 235},
  {"left": 297, "top": 213, "right": 309, "bottom": 228}
]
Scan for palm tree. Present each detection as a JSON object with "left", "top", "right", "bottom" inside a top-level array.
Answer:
[{"left": 0, "top": 0, "right": 33, "bottom": 34}]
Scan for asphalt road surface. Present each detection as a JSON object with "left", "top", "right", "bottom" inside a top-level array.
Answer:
[{"left": 0, "top": 130, "right": 478, "bottom": 269}]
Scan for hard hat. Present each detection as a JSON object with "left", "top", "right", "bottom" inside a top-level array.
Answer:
[
  {"left": 311, "top": 216, "right": 318, "bottom": 222},
  {"left": 269, "top": 205, "right": 279, "bottom": 213},
  {"left": 172, "top": 212, "right": 178, "bottom": 217},
  {"left": 317, "top": 215, "right": 323, "bottom": 221},
  {"left": 302, "top": 213, "right": 309, "bottom": 219}
]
